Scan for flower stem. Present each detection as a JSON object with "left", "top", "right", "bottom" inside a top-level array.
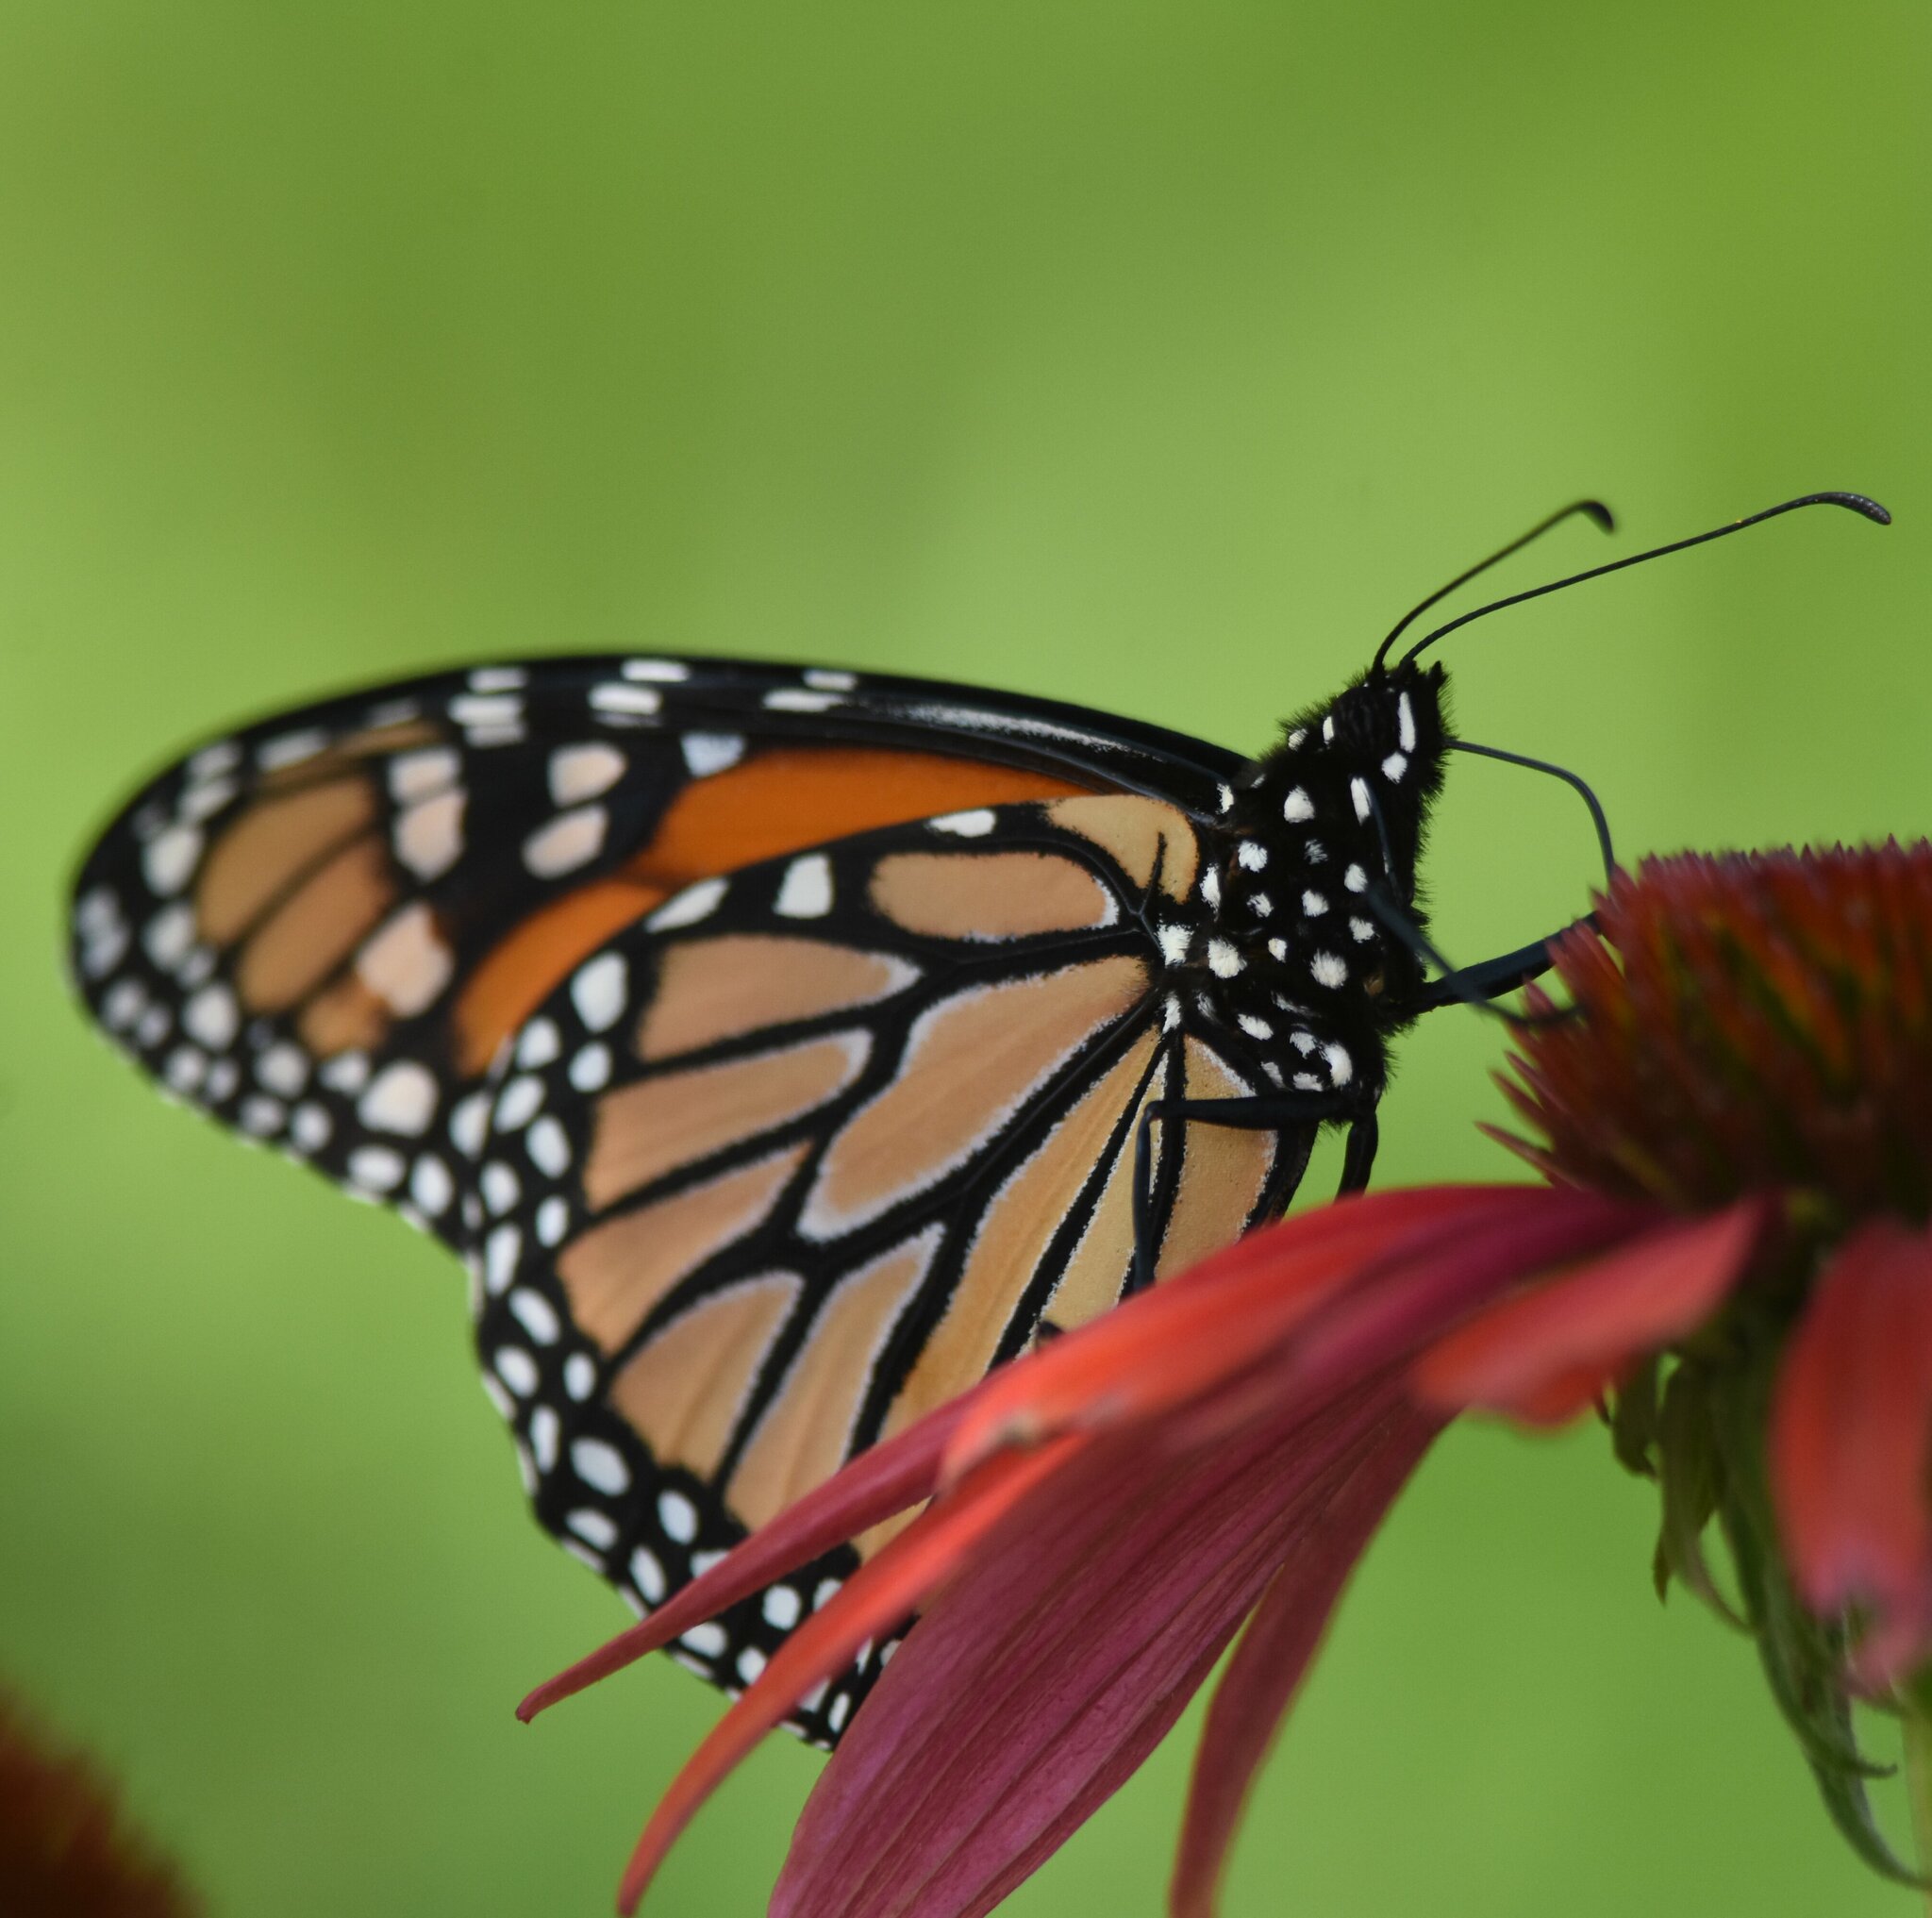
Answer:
[{"left": 1904, "top": 1691, "right": 1932, "bottom": 1912}]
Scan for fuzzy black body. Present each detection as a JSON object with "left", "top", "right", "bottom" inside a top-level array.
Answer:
[{"left": 1175, "top": 660, "right": 1451, "bottom": 1126}]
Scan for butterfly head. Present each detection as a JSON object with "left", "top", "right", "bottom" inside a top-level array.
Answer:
[{"left": 1200, "top": 660, "right": 1451, "bottom": 1067}]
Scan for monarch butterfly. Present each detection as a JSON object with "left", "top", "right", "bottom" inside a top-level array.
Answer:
[{"left": 65, "top": 492, "right": 1878, "bottom": 1746}]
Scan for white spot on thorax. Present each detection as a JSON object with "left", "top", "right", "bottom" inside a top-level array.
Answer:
[
  {"left": 1282, "top": 788, "right": 1315, "bottom": 824},
  {"left": 1158, "top": 923, "right": 1192, "bottom": 965},
  {"left": 1237, "top": 840, "right": 1267, "bottom": 871},
  {"left": 1207, "top": 939, "right": 1243, "bottom": 978},
  {"left": 1302, "top": 891, "right": 1328, "bottom": 917},
  {"left": 1398, "top": 692, "right": 1417, "bottom": 752},
  {"left": 1382, "top": 752, "right": 1407, "bottom": 782},
  {"left": 1200, "top": 866, "right": 1221, "bottom": 908},
  {"left": 1350, "top": 777, "right": 1372, "bottom": 824},
  {"left": 804, "top": 669, "right": 858, "bottom": 692},
  {"left": 1344, "top": 863, "right": 1368, "bottom": 892},
  {"left": 1310, "top": 952, "right": 1348, "bottom": 989},
  {"left": 623, "top": 659, "right": 690, "bottom": 682},
  {"left": 1324, "top": 1042, "right": 1354, "bottom": 1086}
]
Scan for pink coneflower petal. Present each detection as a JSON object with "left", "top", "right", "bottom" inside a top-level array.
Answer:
[
  {"left": 1168, "top": 1409, "right": 1439, "bottom": 1918},
  {"left": 1770, "top": 1217, "right": 1932, "bottom": 1686},
  {"left": 520, "top": 1392, "right": 978, "bottom": 1722},
  {"left": 615, "top": 1437, "right": 1083, "bottom": 1914},
  {"left": 771, "top": 1383, "right": 1437, "bottom": 1918},
  {"left": 1413, "top": 1200, "right": 1768, "bottom": 1424},
  {"left": 941, "top": 1187, "right": 1587, "bottom": 1485}
]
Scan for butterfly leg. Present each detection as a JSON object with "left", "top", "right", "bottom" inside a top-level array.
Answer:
[{"left": 1129, "top": 1090, "right": 1366, "bottom": 1293}]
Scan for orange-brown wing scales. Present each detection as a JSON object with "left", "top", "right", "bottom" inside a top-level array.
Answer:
[
  {"left": 70, "top": 660, "right": 1282, "bottom": 1752},
  {"left": 459, "top": 790, "right": 1324, "bottom": 1744},
  {"left": 69, "top": 661, "right": 1119, "bottom": 1247}
]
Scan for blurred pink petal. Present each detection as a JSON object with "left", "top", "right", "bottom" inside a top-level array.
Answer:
[
  {"left": 1770, "top": 1217, "right": 1932, "bottom": 1685},
  {"left": 772, "top": 1381, "right": 1436, "bottom": 1918},
  {"left": 1413, "top": 1201, "right": 1767, "bottom": 1422}
]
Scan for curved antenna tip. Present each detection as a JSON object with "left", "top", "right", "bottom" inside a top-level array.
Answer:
[
  {"left": 1824, "top": 491, "right": 1891, "bottom": 525},
  {"left": 1578, "top": 498, "right": 1616, "bottom": 533}
]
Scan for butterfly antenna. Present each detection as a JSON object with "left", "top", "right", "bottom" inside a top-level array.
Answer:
[
  {"left": 1370, "top": 498, "right": 1615, "bottom": 675},
  {"left": 1356, "top": 776, "right": 1582, "bottom": 1026},
  {"left": 1445, "top": 738, "right": 1615, "bottom": 882},
  {"left": 1398, "top": 491, "right": 1891, "bottom": 671}
]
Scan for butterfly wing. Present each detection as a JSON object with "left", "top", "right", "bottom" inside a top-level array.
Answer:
[
  {"left": 69, "top": 655, "right": 1241, "bottom": 1235},
  {"left": 468, "top": 796, "right": 1300, "bottom": 1741},
  {"left": 68, "top": 655, "right": 1304, "bottom": 1743}
]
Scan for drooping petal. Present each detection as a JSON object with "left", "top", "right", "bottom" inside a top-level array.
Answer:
[
  {"left": 1168, "top": 1406, "right": 1440, "bottom": 1918},
  {"left": 1280, "top": 1187, "right": 1651, "bottom": 1400},
  {"left": 772, "top": 1380, "right": 1436, "bottom": 1918},
  {"left": 1770, "top": 1217, "right": 1932, "bottom": 1685},
  {"left": 1412, "top": 1200, "right": 1767, "bottom": 1424},
  {"left": 520, "top": 1388, "right": 978, "bottom": 1721},
  {"left": 941, "top": 1186, "right": 1568, "bottom": 1485},
  {"left": 616, "top": 1438, "right": 1082, "bottom": 1914}
]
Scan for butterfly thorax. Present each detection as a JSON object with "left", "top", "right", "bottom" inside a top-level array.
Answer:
[{"left": 1176, "top": 662, "right": 1450, "bottom": 1100}]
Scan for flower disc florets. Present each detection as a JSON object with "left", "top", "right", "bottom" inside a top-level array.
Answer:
[{"left": 1500, "top": 844, "right": 1932, "bottom": 1219}]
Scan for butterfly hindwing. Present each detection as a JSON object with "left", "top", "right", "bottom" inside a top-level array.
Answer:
[{"left": 465, "top": 796, "right": 1297, "bottom": 1741}]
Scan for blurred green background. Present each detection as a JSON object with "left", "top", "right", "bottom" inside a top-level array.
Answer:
[{"left": 3, "top": 4, "right": 1928, "bottom": 1913}]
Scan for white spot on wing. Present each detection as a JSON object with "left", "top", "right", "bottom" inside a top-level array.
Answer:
[
  {"left": 523, "top": 804, "right": 609, "bottom": 878},
  {"left": 648, "top": 877, "right": 727, "bottom": 929},
  {"left": 929, "top": 809, "right": 996, "bottom": 838},
  {"left": 591, "top": 683, "right": 661, "bottom": 717},
  {"left": 571, "top": 954, "right": 628, "bottom": 1032},
  {"left": 142, "top": 826, "right": 203, "bottom": 896},
  {"left": 357, "top": 905, "right": 455, "bottom": 1015},
  {"left": 390, "top": 748, "right": 460, "bottom": 802},
  {"left": 681, "top": 732, "right": 744, "bottom": 776},
  {"left": 395, "top": 791, "right": 465, "bottom": 879},
  {"left": 774, "top": 854, "right": 834, "bottom": 919},
  {"left": 358, "top": 1061, "right": 440, "bottom": 1136},
  {"left": 549, "top": 743, "right": 627, "bottom": 806}
]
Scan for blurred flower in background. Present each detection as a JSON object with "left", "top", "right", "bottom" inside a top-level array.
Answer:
[
  {"left": 525, "top": 842, "right": 1932, "bottom": 1915},
  {"left": 0, "top": 1689, "right": 198, "bottom": 1918}
]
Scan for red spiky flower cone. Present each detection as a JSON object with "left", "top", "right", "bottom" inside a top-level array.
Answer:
[{"left": 522, "top": 843, "right": 1932, "bottom": 1914}]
